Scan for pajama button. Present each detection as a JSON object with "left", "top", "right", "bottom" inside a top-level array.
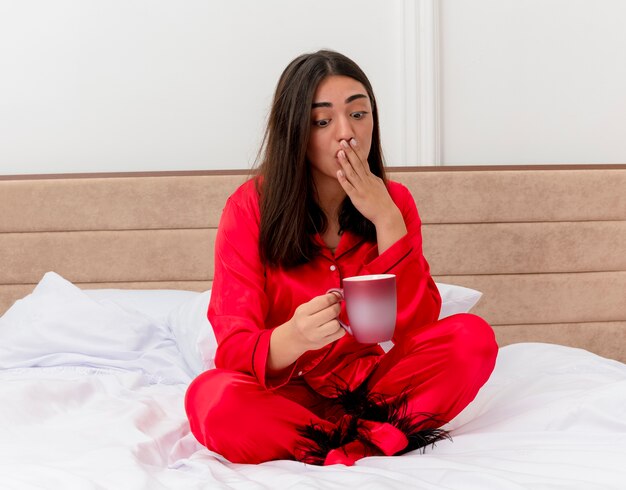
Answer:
[
  {"left": 298, "top": 370, "right": 303, "bottom": 376},
  {"left": 330, "top": 265, "right": 336, "bottom": 271}
]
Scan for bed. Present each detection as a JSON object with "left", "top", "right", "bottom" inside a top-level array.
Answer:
[{"left": 1, "top": 164, "right": 625, "bottom": 489}]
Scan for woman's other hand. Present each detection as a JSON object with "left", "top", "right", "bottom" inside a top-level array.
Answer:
[{"left": 267, "top": 293, "right": 345, "bottom": 373}]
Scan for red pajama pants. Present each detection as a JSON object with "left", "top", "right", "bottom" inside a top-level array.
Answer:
[{"left": 185, "top": 313, "right": 498, "bottom": 464}]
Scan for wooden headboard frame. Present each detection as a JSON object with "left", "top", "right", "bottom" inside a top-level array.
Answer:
[{"left": 1, "top": 164, "right": 625, "bottom": 362}]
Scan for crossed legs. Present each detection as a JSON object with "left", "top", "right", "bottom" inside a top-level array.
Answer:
[{"left": 185, "top": 313, "right": 498, "bottom": 465}]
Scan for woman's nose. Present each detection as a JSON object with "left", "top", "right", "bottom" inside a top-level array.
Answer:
[{"left": 335, "top": 115, "right": 354, "bottom": 142}]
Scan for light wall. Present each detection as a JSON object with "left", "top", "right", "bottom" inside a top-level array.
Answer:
[
  {"left": 0, "top": 0, "right": 412, "bottom": 174},
  {"left": 1, "top": 0, "right": 624, "bottom": 175},
  {"left": 440, "top": 0, "right": 626, "bottom": 165}
]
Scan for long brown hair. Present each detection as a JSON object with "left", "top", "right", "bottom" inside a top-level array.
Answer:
[{"left": 257, "top": 50, "right": 387, "bottom": 268}]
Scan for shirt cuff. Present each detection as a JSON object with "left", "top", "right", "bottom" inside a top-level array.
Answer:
[
  {"left": 252, "top": 328, "right": 337, "bottom": 391},
  {"left": 361, "top": 232, "right": 413, "bottom": 275},
  {"left": 252, "top": 328, "right": 294, "bottom": 390}
]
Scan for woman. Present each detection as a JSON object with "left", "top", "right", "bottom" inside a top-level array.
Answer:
[{"left": 185, "top": 50, "right": 497, "bottom": 466}]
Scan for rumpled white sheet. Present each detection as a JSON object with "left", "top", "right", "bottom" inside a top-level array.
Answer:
[{"left": 1, "top": 343, "right": 625, "bottom": 490}]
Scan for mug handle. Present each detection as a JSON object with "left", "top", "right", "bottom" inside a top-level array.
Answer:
[{"left": 326, "top": 288, "right": 353, "bottom": 336}]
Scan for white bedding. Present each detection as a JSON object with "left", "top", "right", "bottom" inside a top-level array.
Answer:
[{"left": 1, "top": 274, "right": 626, "bottom": 489}]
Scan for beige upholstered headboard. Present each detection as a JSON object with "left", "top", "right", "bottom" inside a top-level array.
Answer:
[{"left": 1, "top": 165, "right": 625, "bottom": 362}]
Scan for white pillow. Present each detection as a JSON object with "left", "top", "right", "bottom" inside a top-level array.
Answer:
[
  {"left": 165, "top": 290, "right": 215, "bottom": 376},
  {"left": 436, "top": 282, "right": 483, "bottom": 319},
  {"left": 85, "top": 288, "right": 199, "bottom": 321},
  {"left": 0, "top": 272, "right": 193, "bottom": 384},
  {"left": 84, "top": 287, "right": 215, "bottom": 375}
]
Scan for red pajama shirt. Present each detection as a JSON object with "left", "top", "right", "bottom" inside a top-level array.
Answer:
[
  {"left": 208, "top": 178, "right": 442, "bottom": 395},
  {"left": 186, "top": 178, "right": 498, "bottom": 463}
]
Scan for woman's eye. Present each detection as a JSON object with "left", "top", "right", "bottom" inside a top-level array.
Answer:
[
  {"left": 314, "top": 119, "right": 330, "bottom": 127},
  {"left": 351, "top": 111, "right": 368, "bottom": 120}
]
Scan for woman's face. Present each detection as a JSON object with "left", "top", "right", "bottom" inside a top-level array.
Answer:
[{"left": 306, "top": 75, "right": 374, "bottom": 183}]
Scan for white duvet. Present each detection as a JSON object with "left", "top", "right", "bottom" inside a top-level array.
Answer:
[{"left": 1, "top": 273, "right": 625, "bottom": 489}]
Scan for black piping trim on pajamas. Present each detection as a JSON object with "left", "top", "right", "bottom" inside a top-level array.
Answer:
[
  {"left": 382, "top": 247, "right": 413, "bottom": 274},
  {"left": 251, "top": 333, "right": 262, "bottom": 380},
  {"left": 334, "top": 239, "right": 366, "bottom": 261}
]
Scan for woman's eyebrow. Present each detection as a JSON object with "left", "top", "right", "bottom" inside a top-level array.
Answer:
[
  {"left": 312, "top": 93, "right": 368, "bottom": 109},
  {"left": 345, "top": 93, "right": 368, "bottom": 104}
]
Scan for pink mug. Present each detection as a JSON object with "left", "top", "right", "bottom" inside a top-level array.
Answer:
[{"left": 327, "top": 274, "right": 397, "bottom": 344}]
